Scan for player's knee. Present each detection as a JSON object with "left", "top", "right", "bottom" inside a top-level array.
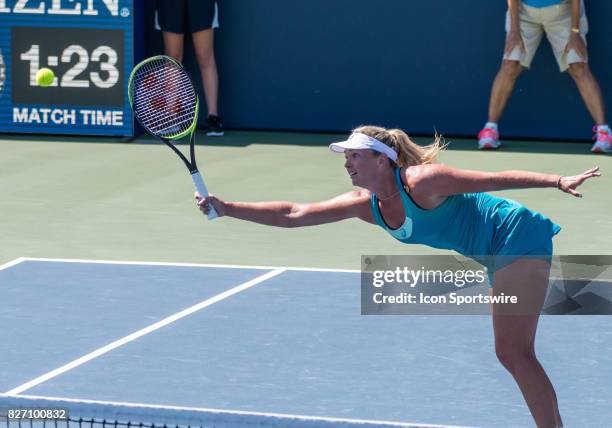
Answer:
[
  {"left": 495, "top": 341, "right": 535, "bottom": 372},
  {"left": 568, "top": 62, "right": 588, "bottom": 80},
  {"left": 500, "top": 60, "right": 523, "bottom": 79}
]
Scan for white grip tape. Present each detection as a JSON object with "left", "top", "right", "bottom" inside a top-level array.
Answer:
[{"left": 191, "top": 171, "right": 218, "bottom": 220}]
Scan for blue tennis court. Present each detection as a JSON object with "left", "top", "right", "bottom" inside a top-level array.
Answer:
[{"left": 1, "top": 258, "right": 611, "bottom": 428}]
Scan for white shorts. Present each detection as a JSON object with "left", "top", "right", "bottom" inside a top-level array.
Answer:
[{"left": 503, "top": 0, "right": 588, "bottom": 72}]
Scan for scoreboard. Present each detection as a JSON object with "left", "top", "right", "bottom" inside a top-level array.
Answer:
[{"left": 0, "top": 0, "right": 141, "bottom": 136}]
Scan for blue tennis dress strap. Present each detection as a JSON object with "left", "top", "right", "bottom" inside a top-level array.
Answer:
[{"left": 370, "top": 168, "right": 561, "bottom": 259}]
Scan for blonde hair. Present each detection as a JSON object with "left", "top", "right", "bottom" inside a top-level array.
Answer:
[{"left": 352, "top": 125, "right": 446, "bottom": 167}]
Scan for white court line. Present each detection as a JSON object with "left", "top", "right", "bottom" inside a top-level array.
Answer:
[
  {"left": 1, "top": 394, "right": 474, "bottom": 428},
  {"left": 20, "top": 256, "right": 361, "bottom": 273},
  {"left": 4, "top": 268, "right": 286, "bottom": 395},
  {"left": 0, "top": 257, "right": 26, "bottom": 271}
]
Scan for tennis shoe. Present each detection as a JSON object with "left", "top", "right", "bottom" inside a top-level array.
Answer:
[
  {"left": 206, "top": 115, "right": 224, "bottom": 137},
  {"left": 591, "top": 127, "right": 612, "bottom": 154},
  {"left": 477, "top": 127, "right": 501, "bottom": 150}
]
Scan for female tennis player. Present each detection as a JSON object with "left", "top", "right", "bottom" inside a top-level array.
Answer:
[{"left": 196, "top": 125, "right": 599, "bottom": 428}]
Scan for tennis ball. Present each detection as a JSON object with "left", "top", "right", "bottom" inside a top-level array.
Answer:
[{"left": 36, "top": 67, "right": 55, "bottom": 87}]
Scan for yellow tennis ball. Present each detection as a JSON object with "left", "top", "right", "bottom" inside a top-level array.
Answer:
[{"left": 36, "top": 67, "right": 55, "bottom": 87}]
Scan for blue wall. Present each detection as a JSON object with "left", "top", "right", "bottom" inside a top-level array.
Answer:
[{"left": 147, "top": 1, "right": 612, "bottom": 141}]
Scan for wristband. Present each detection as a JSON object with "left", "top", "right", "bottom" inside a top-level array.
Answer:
[
  {"left": 571, "top": 27, "right": 580, "bottom": 34},
  {"left": 557, "top": 176, "right": 563, "bottom": 189}
]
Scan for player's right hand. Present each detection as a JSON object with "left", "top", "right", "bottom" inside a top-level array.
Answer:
[
  {"left": 195, "top": 192, "right": 226, "bottom": 217},
  {"left": 504, "top": 30, "right": 525, "bottom": 56}
]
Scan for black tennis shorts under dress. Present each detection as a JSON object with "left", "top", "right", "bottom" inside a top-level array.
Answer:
[{"left": 156, "top": 0, "right": 218, "bottom": 34}]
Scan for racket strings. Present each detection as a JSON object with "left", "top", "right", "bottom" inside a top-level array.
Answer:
[
  {"left": 131, "top": 58, "right": 198, "bottom": 139},
  {"left": 134, "top": 85, "right": 195, "bottom": 134}
]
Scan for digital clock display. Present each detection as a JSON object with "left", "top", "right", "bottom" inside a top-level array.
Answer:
[
  {"left": 11, "top": 26, "right": 124, "bottom": 106},
  {"left": 0, "top": 0, "right": 137, "bottom": 136}
]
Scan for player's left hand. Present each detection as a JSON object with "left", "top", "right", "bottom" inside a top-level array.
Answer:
[
  {"left": 564, "top": 32, "right": 588, "bottom": 61},
  {"left": 558, "top": 167, "right": 601, "bottom": 198}
]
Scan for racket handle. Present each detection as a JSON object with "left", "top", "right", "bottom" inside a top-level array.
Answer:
[{"left": 191, "top": 171, "right": 218, "bottom": 220}]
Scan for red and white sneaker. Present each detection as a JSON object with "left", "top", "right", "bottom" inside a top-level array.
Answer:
[
  {"left": 477, "top": 127, "right": 501, "bottom": 150},
  {"left": 591, "top": 127, "right": 612, "bottom": 154}
]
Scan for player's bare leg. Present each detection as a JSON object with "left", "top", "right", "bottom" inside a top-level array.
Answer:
[{"left": 490, "top": 259, "right": 562, "bottom": 428}]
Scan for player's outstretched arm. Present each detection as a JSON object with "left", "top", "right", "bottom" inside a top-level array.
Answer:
[
  {"left": 195, "top": 190, "right": 374, "bottom": 227},
  {"left": 411, "top": 164, "right": 601, "bottom": 198}
]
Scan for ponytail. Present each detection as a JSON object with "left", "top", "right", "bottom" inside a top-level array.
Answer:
[{"left": 352, "top": 125, "right": 446, "bottom": 167}]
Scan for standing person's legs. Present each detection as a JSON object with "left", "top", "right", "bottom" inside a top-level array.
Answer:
[
  {"left": 192, "top": 29, "right": 219, "bottom": 117},
  {"left": 545, "top": 2, "right": 611, "bottom": 153},
  {"left": 162, "top": 32, "right": 185, "bottom": 62},
  {"left": 478, "top": 60, "right": 524, "bottom": 149},
  {"left": 478, "top": 5, "right": 543, "bottom": 149},
  {"left": 545, "top": 3, "right": 606, "bottom": 125},
  {"left": 486, "top": 60, "right": 525, "bottom": 124},
  {"left": 156, "top": 0, "right": 186, "bottom": 61},
  {"left": 186, "top": 0, "right": 223, "bottom": 135},
  {"left": 490, "top": 258, "right": 563, "bottom": 428},
  {"left": 567, "top": 63, "right": 607, "bottom": 125}
]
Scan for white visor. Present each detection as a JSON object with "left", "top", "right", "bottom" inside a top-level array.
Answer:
[{"left": 329, "top": 132, "right": 398, "bottom": 163}]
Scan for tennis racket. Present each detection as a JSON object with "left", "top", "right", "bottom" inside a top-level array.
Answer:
[{"left": 128, "top": 55, "right": 217, "bottom": 219}]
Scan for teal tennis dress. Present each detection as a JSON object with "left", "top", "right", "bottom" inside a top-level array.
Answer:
[{"left": 371, "top": 168, "right": 561, "bottom": 286}]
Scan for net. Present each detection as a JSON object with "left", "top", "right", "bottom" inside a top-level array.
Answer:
[
  {"left": 129, "top": 57, "right": 197, "bottom": 139},
  {"left": 0, "top": 395, "right": 471, "bottom": 428}
]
